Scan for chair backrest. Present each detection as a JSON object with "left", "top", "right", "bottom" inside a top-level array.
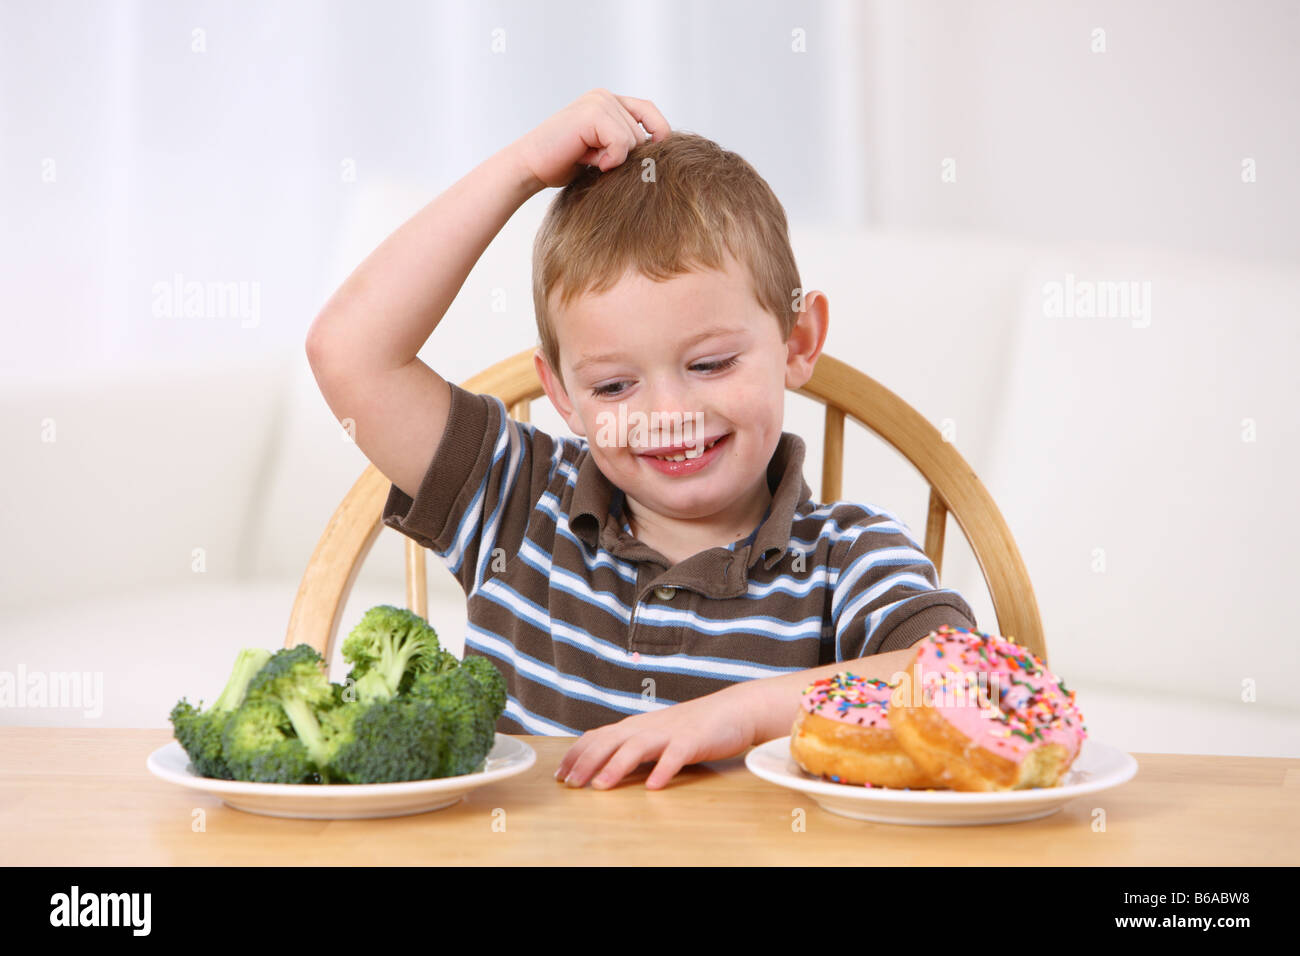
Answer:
[{"left": 285, "top": 349, "right": 1047, "bottom": 664}]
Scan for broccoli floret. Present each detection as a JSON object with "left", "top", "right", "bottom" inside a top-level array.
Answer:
[
  {"left": 243, "top": 644, "right": 339, "bottom": 777},
  {"left": 170, "top": 699, "right": 225, "bottom": 777},
  {"left": 409, "top": 664, "right": 503, "bottom": 777},
  {"left": 169, "top": 647, "right": 272, "bottom": 779},
  {"left": 341, "top": 605, "right": 455, "bottom": 702},
  {"left": 323, "top": 698, "right": 446, "bottom": 783},
  {"left": 221, "top": 698, "right": 318, "bottom": 783},
  {"left": 460, "top": 654, "right": 508, "bottom": 721}
]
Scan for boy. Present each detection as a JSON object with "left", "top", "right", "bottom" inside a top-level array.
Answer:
[{"left": 306, "top": 89, "right": 976, "bottom": 791}]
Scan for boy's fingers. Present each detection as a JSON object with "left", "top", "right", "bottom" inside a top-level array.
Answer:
[
  {"left": 595, "top": 103, "right": 640, "bottom": 166},
  {"left": 646, "top": 743, "right": 691, "bottom": 789},
  {"left": 590, "top": 735, "right": 666, "bottom": 789},
  {"left": 581, "top": 117, "right": 618, "bottom": 168},
  {"left": 591, "top": 88, "right": 643, "bottom": 144},
  {"left": 590, "top": 93, "right": 663, "bottom": 170},
  {"left": 609, "top": 102, "right": 650, "bottom": 153},
  {"left": 560, "top": 730, "right": 625, "bottom": 785},
  {"left": 553, "top": 733, "right": 595, "bottom": 780},
  {"left": 615, "top": 95, "right": 670, "bottom": 142},
  {"left": 577, "top": 111, "right": 627, "bottom": 171}
]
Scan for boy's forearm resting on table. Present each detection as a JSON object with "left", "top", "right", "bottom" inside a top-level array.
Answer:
[{"left": 733, "top": 646, "right": 917, "bottom": 746}]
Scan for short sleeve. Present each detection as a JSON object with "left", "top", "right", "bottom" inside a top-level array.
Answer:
[
  {"left": 828, "top": 508, "right": 977, "bottom": 660},
  {"left": 381, "top": 381, "right": 561, "bottom": 599}
]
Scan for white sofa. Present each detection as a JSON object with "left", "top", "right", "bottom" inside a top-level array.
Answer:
[{"left": 3, "top": 183, "right": 1297, "bottom": 759}]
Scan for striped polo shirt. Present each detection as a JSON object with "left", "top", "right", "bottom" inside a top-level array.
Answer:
[{"left": 381, "top": 381, "right": 977, "bottom": 735}]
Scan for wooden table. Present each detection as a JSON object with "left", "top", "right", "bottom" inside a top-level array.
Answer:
[{"left": 2, "top": 728, "right": 1297, "bottom": 866}]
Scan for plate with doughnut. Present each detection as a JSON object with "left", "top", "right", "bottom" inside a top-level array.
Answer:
[{"left": 745, "top": 626, "right": 1138, "bottom": 826}]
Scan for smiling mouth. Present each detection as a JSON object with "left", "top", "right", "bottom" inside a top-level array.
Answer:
[{"left": 641, "top": 434, "right": 728, "bottom": 462}]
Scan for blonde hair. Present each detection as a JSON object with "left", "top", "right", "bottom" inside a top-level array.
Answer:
[{"left": 531, "top": 130, "right": 802, "bottom": 386}]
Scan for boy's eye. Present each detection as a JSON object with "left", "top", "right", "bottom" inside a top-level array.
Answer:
[
  {"left": 694, "top": 355, "right": 740, "bottom": 376},
  {"left": 587, "top": 356, "right": 733, "bottom": 398}
]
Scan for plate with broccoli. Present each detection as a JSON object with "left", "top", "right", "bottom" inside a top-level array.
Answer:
[{"left": 147, "top": 605, "right": 535, "bottom": 819}]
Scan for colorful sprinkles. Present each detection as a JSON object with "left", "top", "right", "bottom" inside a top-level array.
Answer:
[
  {"left": 916, "top": 626, "right": 1088, "bottom": 751},
  {"left": 800, "top": 672, "right": 898, "bottom": 729}
]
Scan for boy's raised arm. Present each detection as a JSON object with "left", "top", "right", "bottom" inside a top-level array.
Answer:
[
  {"left": 305, "top": 89, "right": 669, "bottom": 500},
  {"left": 304, "top": 145, "right": 541, "bottom": 499}
]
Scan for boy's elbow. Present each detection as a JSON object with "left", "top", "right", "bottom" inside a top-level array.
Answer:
[{"left": 305, "top": 318, "right": 339, "bottom": 374}]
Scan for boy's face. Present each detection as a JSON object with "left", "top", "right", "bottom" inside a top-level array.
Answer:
[{"left": 535, "top": 253, "right": 828, "bottom": 537}]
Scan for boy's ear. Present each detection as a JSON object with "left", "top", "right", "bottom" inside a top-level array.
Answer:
[
  {"left": 784, "top": 290, "right": 830, "bottom": 390},
  {"left": 534, "top": 348, "right": 587, "bottom": 438}
]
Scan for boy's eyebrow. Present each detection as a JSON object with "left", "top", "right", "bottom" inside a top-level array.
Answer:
[{"left": 571, "top": 325, "right": 747, "bottom": 375}]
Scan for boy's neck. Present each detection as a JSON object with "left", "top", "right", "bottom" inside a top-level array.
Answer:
[{"left": 621, "top": 477, "right": 774, "bottom": 566}]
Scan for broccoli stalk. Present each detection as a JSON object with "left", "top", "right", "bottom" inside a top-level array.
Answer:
[
  {"left": 212, "top": 648, "right": 273, "bottom": 711},
  {"left": 222, "top": 698, "right": 317, "bottom": 783},
  {"left": 243, "top": 644, "right": 341, "bottom": 780},
  {"left": 169, "top": 647, "right": 273, "bottom": 779},
  {"left": 351, "top": 669, "right": 395, "bottom": 706}
]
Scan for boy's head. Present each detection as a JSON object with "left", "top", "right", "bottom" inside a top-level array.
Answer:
[{"left": 530, "top": 130, "right": 828, "bottom": 530}]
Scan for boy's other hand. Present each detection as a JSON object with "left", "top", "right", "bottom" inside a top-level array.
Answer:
[
  {"left": 511, "top": 88, "right": 670, "bottom": 191},
  {"left": 552, "top": 682, "right": 761, "bottom": 791}
]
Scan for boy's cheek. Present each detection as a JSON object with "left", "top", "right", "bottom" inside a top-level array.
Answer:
[{"left": 713, "top": 378, "right": 774, "bottom": 414}]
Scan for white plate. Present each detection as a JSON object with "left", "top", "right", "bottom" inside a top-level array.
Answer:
[
  {"left": 745, "top": 737, "right": 1138, "bottom": 826},
  {"left": 146, "top": 734, "right": 535, "bottom": 819}
]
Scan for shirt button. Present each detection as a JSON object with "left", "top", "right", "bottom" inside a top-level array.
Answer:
[{"left": 654, "top": 586, "right": 676, "bottom": 601}]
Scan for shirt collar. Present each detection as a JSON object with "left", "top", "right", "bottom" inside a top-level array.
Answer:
[{"left": 569, "top": 432, "right": 813, "bottom": 588}]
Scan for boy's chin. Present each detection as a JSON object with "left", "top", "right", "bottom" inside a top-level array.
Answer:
[
  {"left": 594, "top": 437, "right": 771, "bottom": 534},
  {"left": 627, "top": 479, "right": 738, "bottom": 512}
]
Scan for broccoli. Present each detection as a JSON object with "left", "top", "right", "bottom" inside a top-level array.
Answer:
[
  {"left": 323, "top": 697, "right": 447, "bottom": 783},
  {"left": 293, "top": 653, "right": 505, "bottom": 783},
  {"left": 168, "top": 611, "right": 511, "bottom": 785},
  {"left": 221, "top": 698, "right": 318, "bottom": 783},
  {"left": 242, "top": 643, "right": 341, "bottom": 778},
  {"left": 341, "top": 604, "right": 456, "bottom": 703},
  {"left": 169, "top": 647, "right": 272, "bottom": 779},
  {"left": 410, "top": 659, "right": 507, "bottom": 777},
  {"left": 459, "top": 654, "right": 508, "bottom": 719}
]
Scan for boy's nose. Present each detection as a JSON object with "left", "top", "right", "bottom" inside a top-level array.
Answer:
[
  {"left": 642, "top": 407, "right": 707, "bottom": 445},
  {"left": 624, "top": 380, "right": 704, "bottom": 434}
]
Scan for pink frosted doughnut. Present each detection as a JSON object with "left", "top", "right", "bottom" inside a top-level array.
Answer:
[
  {"left": 789, "top": 673, "right": 938, "bottom": 789},
  {"left": 887, "top": 626, "right": 1088, "bottom": 791}
]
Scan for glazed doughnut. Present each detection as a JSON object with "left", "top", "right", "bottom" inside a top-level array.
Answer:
[
  {"left": 886, "top": 626, "right": 1087, "bottom": 791},
  {"left": 789, "top": 673, "right": 938, "bottom": 789}
]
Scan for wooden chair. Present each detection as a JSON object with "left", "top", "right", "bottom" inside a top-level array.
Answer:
[{"left": 285, "top": 350, "right": 1047, "bottom": 663}]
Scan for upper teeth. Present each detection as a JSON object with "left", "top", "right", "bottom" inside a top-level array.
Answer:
[{"left": 653, "top": 437, "right": 720, "bottom": 462}]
